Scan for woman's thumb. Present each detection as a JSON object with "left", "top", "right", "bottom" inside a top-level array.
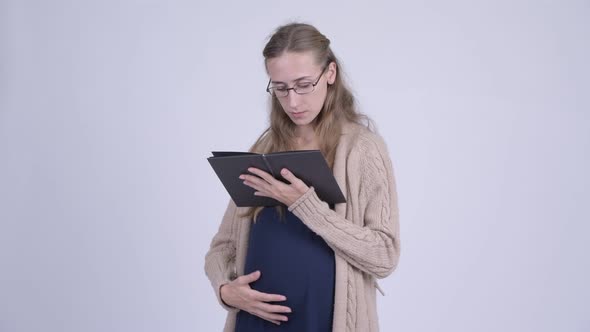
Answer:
[{"left": 239, "top": 270, "right": 261, "bottom": 284}]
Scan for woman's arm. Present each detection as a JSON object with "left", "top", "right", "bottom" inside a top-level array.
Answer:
[
  {"left": 204, "top": 200, "right": 293, "bottom": 323},
  {"left": 288, "top": 133, "right": 401, "bottom": 279},
  {"left": 204, "top": 200, "right": 240, "bottom": 312}
]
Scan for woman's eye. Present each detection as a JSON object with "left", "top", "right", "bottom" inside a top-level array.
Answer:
[{"left": 297, "top": 83, "right": 312, "bottom": 88}]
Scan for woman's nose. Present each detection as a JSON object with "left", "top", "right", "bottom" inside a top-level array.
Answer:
[{"left": 287, "top": 91, "right": 300, "bottom": 108}]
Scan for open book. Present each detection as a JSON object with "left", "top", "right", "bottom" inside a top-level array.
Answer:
[{"left": 207, "top": 150, "right": 346, "bottom": 207}]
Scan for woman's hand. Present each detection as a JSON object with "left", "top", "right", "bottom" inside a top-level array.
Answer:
[
  {"left": 220, "top": 270, "right": 291, "bottom": 325},
  {"left": 239, "top": 167, "right": 309, "bottom": 207}
]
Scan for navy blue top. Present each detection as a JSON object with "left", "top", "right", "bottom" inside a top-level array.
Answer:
[{"left": 235, "top": 205, "right": 336, "bottom": 332}]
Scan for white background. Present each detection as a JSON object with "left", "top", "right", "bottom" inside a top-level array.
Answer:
[{"left": 1, "top": 1, "right": 589, "bottom": 331}]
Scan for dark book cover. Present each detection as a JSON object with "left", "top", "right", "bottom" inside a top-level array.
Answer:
[{"left": 207, "top": 150, "right": 346, "bottom": 207}]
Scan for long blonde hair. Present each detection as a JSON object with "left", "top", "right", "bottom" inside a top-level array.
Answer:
[{"left": 240, "top": 22, "right": 372, "bottom": 222}]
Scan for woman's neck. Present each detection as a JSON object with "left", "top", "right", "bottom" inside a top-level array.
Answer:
[
  {"left": 293, "top": 135, "right": 319, "bottom": 150},
  {"left": 293, "top": 124, "right": 319, "bottom": 150}
]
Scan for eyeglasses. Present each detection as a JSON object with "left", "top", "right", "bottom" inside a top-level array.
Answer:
[{"left": 266, "top": 65, "right": 328, "bottom": 98}]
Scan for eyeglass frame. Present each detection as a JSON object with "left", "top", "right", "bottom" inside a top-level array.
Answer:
[{"left": 265, "top": 64, "right": 329, "bottom": 98}]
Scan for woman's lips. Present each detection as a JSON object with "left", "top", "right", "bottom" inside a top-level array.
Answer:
[{"left": 291, "top": 111, "right": 306, "bottom": 118}]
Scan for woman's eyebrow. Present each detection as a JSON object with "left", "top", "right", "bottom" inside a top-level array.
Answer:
[{"left": 271, "top": 75, "right": 314, "bottom": 84}]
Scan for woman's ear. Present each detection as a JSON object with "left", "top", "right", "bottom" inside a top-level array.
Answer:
[{"left": 327, "top": 61, "right": 337, "bottom": 85}]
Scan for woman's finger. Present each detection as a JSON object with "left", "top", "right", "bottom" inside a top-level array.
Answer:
[
  {"left": 241, "top": 175, "right": 270, "bottom": 191},
  {"left": 250, "top": 289, "right": 287, "bottom": 302},
  {"left": 246, "top": 167, "right": 277, "bottom": 184},
  {"left": 279, "top": 168, "right": 296, "bottom": 184},
  {"left": 235, "top": 270, "right": 261, "bottom": 285},
  {"left": 252, "top": 309, "right": 289, "bottom": 325},
  {"left": 257, "top": 302, "right": 292, "bottom": 314},
  {"left": 280, "top": 168, "right": 308, "bottom": 190}
]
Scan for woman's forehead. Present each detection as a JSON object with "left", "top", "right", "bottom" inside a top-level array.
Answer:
[{"left": 266, "top": 51, "right": 321, "bottom": 83}]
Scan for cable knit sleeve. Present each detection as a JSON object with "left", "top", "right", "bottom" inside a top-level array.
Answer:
[
  {"left": 288, "top": 133, "right": 400, "bottom": 278},
  {"left": 204, "top": 200, "right": 240, "bottom": 312}
]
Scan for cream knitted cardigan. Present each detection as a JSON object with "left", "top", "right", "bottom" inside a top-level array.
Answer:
[{"left": 205, "top": 121, "right": 400, "bottom": 331}]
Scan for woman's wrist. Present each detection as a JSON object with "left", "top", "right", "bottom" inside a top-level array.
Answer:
[{"left": 219, "top": 283, "right": 232, "bottom": 307}]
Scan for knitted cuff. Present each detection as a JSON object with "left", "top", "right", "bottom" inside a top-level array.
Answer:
[{"left": 288, "top": 186, "right": 328, "bottom": 219}]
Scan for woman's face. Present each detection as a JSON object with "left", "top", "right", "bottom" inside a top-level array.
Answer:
[{"left": 266, "top": 51, "right": 336, "bottom": 129}]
